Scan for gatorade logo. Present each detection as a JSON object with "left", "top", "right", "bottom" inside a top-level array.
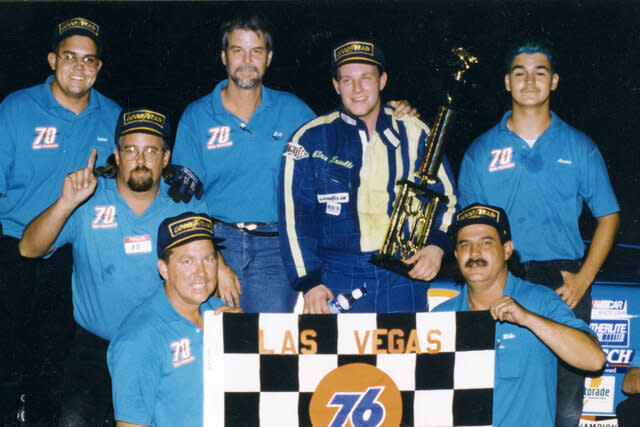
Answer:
[{"left": 309, "top": 363, "right": 402, "bottom": 427}]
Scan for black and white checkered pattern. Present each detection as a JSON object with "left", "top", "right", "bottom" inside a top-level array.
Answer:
[{"left": 204, "top": 311, "right": 495, "bottom": 427}]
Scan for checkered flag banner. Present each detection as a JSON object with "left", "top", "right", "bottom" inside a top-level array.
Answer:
[{"left": 204, "top": 311, "right": 495, "bottom": 427}]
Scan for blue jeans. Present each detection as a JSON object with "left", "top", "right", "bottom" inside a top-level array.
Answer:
[
  {"left": 214, "top": 222, "right": 298, "bottom": 313},
  {"left": 321, "top": 251, "right": 428, "bottom": 313}
]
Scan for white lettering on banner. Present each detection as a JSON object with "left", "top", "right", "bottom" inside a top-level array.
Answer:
[{"left": 124, "top": 235, "right": 152, "bottom": 255}]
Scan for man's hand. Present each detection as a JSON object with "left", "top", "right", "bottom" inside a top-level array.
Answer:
[
  {"left": 217, "top": 253, "right": 241, "bottom": 308},
  {"left": 404, "top": 245, "right": 444, "bottom": 281},
  {"left": 214, "top": 305, "right": 243, "bottom": 314},
  {"left": 164, "top": 165, "right": 204, "bottom": 203},
  {"left": 303, "top": 284, "right": 335, "bottom": 314},
  {"left": 61, "top": 148, "right": 98, "bottom": 209},
  {"left": 556, "top": 270, "right": 592, "bottom": 309},
  {"left": 489, "top": 295, "right": 531, "bottom": 326},
  {"left": 387, "top": 100, "right": 420, "bottom": 119}
]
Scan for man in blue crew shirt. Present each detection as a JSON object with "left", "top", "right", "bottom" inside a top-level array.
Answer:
[
  {"left": 434, "top": 203, "right": 605, "bottom": 427},
  {"left": 457, "top": 39, "right": 620, "bottom": 426},
  {"left": 0, "top": 17, "right": 121, "bottom": 423},
  {"left": 173, "top": 16, "right": 417, "bottom": 313},
  {"left": 107, "top": 212, "right": 241, "bottom": 427},
  {"left": 19, "top": 109, "right": 236, "bottom": 426},
  {"left": 279, "top": 39, "right": 458, "bottom": 314}
]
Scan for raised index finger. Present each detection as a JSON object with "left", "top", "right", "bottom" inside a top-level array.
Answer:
[{"left": 87, "top": 148, "right": 98, "bottom": 170}]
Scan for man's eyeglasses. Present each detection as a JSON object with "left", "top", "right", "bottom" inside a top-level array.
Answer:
[
  {"left": 57, "top": 53, "right": 100, "bottom": 69},
  {"left": 118, "top": 146, "right": 164, "bottom": 161}
]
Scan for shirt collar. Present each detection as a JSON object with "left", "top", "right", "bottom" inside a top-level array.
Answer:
[
  {"left": 338, "top": 104, "right": 402, "bottom": 149},
  {"left": 212, "top": 79, "right": 271, "bottom": 119}
]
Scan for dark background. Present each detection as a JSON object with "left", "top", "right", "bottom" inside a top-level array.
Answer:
[{"left": 1, "top": 0, "right": 639, "bottom": 245}]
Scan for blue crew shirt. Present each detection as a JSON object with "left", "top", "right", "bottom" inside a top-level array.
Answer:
[
  {"left": 0, "top": 76, "right": 121, "bottom": 238},
  {"left": 172, "top": 79, "right": 315, "bottom": 223},
  {"left": 434, "top": 272, "right": 594, "bottom": 427},
  {"left": 458, "top": 111, "right": 619, "bottom": 262},
  {"left": 54, "top": 177, "right": 207, "bottom": 341},
  {"left": 108, "top": 287, "right": 225, "bottom": 427}
]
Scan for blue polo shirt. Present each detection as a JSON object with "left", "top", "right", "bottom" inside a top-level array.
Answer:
[
  {"left": 0, "top": 76, "right": 121, "bottom": 238},
  {"left": 458, "top": 111, "right": 619, "bottom": 262},
  {"left": 108, "top": 287, "right": 224, "bottom": 427},
  {"left": 54, "top": 178, "right": 207, "bottom": 340},
  {"left": 172, "top": 79, "right": 315, "bottom": 223},
  {"left": 434, "top": 273, "right": 594, "bottom": 427}
]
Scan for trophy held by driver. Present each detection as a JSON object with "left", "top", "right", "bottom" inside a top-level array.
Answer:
[{"left": 370, "top": 47, "right": 477, "bottom": 276}]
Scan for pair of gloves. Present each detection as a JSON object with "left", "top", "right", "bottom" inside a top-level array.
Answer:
[{"left": 95, "top": 154, "right": 203, "bottom": 203}]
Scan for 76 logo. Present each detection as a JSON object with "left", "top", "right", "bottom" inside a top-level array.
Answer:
[{"left": 328, "top": 387, "right": 386, "bottom": 427}]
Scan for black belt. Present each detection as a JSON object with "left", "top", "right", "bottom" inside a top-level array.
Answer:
[{"left": 220, "top": 221, "right": 279, "bottom": 237}]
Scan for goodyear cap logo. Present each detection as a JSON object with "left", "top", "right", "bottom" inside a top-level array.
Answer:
[
  {"left": 448, "top": 203, "right": 511, "bottom": 242},
  {"left": 157, "top": 212, "right": 218, "bottom": 257},
  {"left": 331, "top": 39, "right": 385, "bottom": 71},
  {"left": 53, "top": 17, "right": 101, "bottom": 50},
  {"left": 115, "top": 108, "right": 171, "bottom": 145}
]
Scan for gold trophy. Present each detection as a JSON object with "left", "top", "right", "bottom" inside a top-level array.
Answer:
[{"left": 370, "top": 47, "right": 477, "bottom": 275}]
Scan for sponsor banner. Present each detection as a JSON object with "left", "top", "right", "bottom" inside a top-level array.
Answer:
[
  {"left": 603, "top": 348, "right": 635, "bottom": 374},
  {"left": 203, "top": 311, "right": 495, "bottom": 427},
  {"left": 583, "top": 376, "right": 616, "bottom": 414},
  {"left": 591, "top": 299, "right": 628, "bottom": 320},
  {"left": 590, "top": 319, "right": 630, "bottom": 347}
]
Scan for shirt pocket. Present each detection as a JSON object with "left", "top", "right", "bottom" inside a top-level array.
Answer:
[{"left": 495, "top": 333, "right": 525, "bottom": 379}]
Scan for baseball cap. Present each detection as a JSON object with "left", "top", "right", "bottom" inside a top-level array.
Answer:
[
  {"left": 448, "top": 203, "right": 512, "bottom": 243},
  {"left": 157, "top": 212, "right": 220, "bottom": 257},
  {"left": 115, "top": 108, "right": 171, "bottom": 145},
  {"left": 52, "top": 17, "right": 102, "bottom": 51},
  {"left": 331, "top": 38, "right": 386, "bottom": 72}
]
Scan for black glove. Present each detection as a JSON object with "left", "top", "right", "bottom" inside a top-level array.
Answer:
[{"left": 164, "top": 164, "right": 204, "bottom": 203}]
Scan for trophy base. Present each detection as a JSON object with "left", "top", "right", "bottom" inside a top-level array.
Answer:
[{"left": 369, "top": 253, "right": 412, "bottom": 278}]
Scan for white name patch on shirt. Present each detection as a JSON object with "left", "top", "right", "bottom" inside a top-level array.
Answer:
[
  {"left": 317, "top": 192, "right": 349, "bottom": 204},
  {"left": 325, "top": 202, "right": 342, "bottom": 216},
  {"left": 124, "top": 235, "right": 152, "bottom": 255}
]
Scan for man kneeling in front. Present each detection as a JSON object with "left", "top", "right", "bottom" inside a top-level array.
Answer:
[
  {"left": 434, "top": 203, "right": 605, "bottom": 427},
  {"left": 107, "top": 213, "right": 241, "bottom": 427}
]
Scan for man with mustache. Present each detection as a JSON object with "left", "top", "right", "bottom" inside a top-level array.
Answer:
[
  {"left": 457, "top": 39, "right": 619, "bottom": 426},
  {"left": 434, "top": 203, "right": 605, "bottom": 427},
  {"left": 19, "top": 109, "right": 235, "bottom": 426},
  {"left": 173, "top": 16, "right": 418, "bottom": 313}
]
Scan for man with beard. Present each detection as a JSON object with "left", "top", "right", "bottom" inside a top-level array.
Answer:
[
  {"left": 19, "top": 108, "right": 235, "bottom": 426},
  {"left": 434, "top": 203, "right": 605, "bottom": 427},
  {"left": 173, "top": 16, "right": 417, "bottom": 313}
]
